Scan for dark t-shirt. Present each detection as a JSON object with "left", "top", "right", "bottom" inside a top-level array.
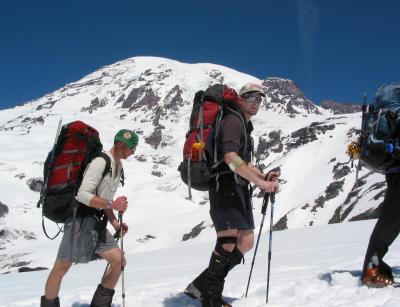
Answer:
[
  {"left": 216, "top": 112, "right": 254, "bottom": 185},
  {"left": 219, "top": 113, "right": 253, "bottom": 159},
  {"left": 219, "top": 114, "right": 245, "bottom": 155}
]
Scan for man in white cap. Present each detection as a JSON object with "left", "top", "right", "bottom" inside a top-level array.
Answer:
[{"left": 185, "top": 83, "right": 280, "bottom": 307}]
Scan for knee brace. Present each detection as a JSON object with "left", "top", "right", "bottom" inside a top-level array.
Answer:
[
  {"left": 214, "top": 237, "right": 244, "bottom": 272},
  {"left": 214, "top": 236, "right": 238, "bottom": 257}
]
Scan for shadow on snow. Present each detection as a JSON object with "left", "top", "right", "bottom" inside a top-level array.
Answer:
[
  {"left": 162, "top": 292, "right": 238, "bottom": 307},
  {"left": 162, "top": 292, "right": 199, "bottom": 307},
  {"left": 319, "top": 269, "right": 362, "bottom": 285},
  {"left": 71, "top": 303, "right": 120, "bottom": 307},
  {"left": 319, "top": 266, "right": 400, "bottom": 286}
]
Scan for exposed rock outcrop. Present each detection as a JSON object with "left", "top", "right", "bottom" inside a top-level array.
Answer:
[
  {"left": 262, "top": 77, "right": 322, "bottom": 116},
  {"left": 182, "top": 221, "right": 207, "bottom": 241},
  {"left": 0, "top": 202, "right": 9, "bottom": 218},
  {"left": 321, "top": 100, "right": 361, "bottom": 114},
  {"left": 26, "top": 178, "right": 43, "bottom": 192}
]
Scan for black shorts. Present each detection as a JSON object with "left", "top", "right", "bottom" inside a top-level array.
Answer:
[{"left": 209, "top": 181, "right": 254, "bottom": 232}]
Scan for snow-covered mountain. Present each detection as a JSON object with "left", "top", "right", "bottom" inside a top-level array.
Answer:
[
  {"left": 262, "top": 77, "right": 322, "bottom": 116},
  {"left": 0, "top": 56, "right": 385, "bottom": 276}
]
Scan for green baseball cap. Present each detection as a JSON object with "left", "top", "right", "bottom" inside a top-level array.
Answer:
[{"left": 114, "top": 129, "right": 139, "bottom": 149}]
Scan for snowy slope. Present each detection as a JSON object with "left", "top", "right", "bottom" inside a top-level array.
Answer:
[
  {"left": 1, "top": 220, "right": 400, "bottom": 306},
  {"left": 0, "top": 56, "right": 386, "bottom": 278}
]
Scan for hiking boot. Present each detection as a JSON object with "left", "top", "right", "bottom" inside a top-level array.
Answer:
[
  {"left": 40, "top": 296, "right": 60, "bottom": 307},
  {"left": 184, "top": 281, "right": 203, "bottom": 300},
  {"left": 185, "top": 245, "right": 241, "bottom": 307},
  {"left": 185, "top": 281, "right": 232, "bottom": 305},
  {"left": 201, "top": 290, "right": 232, "bottom": 307},
  {"left": 90, "top": 284, "right": 115, "bottom": 307},
  {"left": 362, "top": 268, "right": 394, "bottom": 287}
]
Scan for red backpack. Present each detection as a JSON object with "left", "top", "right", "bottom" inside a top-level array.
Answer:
[
  {"left": 37, "top": 120, "right": 115, "bottom": 238},
  {"left": 179, "top": 84, "right": 242, "bottom": 198}
]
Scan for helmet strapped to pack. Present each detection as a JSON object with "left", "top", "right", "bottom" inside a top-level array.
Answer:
[
  {"left": 179, "top": 84, "right": 248, "bottom": 199},
  {"left": 358, "top": 83, "right": 400, "bottom": 173}
]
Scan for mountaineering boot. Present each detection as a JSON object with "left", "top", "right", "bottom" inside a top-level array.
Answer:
[
  {"left": 201, "top": 252, "right": 230, "bottom": 307},
  {"left": 185, "top": 242, "right": 243, "bottom": 306},
  {"left": 185, "top": 269, "right": 207, "bottom": 300},
  {"left": 185, "top": 272, "right": 232, "bottom": 306},
  {"left": 362, "top": 268, "right": 394, "bottom": 288},
  {"left": 40, "top": 296, "right": 60, "bottom": 307},
  {"left": 377, "top": 260, "right": 394, "bottom": 281},
  {"left": 90, "top": 284, "right": 115, "bottom": 307},
  {"left": 185, "top": 283, "right": 233, "bottom": 307},
  {"left": 201, "top": 281, "right": 232, "bottom": 307},
  {"left": 185, "top": 253, "right": 235, "bottom": 306}
]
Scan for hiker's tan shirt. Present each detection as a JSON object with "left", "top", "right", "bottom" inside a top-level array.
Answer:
[{"left": 77, "top": 151, "right": 122, "bottom": 206}]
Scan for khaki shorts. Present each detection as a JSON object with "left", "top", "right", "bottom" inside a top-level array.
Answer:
[{"left": 57, "top": 215, "right": 118, "bottom": 263}]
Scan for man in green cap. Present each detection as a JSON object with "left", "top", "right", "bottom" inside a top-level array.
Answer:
[{"left": 41, "top": 129, "right": 138, "bottom": 307}]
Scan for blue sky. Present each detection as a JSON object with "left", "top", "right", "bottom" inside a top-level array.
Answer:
[{"left": 0, "top": 0, "right": 399, "bottom": 109}]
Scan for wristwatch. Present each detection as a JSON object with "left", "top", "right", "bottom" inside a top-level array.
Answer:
[{"left": 107, "top": 201, "right": 113, "bottom": 209}]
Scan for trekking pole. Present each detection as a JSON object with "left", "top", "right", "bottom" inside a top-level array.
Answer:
[
  {"left": 245, "top": 192, "right": 270, "bottom": 297},
  {"left": 350, "top": 91, "right": 368, "bottom": 207},
  {"left": 119, "top": 211, "right": 126, "bottom": 307},
  {"left": 355, "top": 91, "right": 368, "bottom": 190},
  {"left": 186, "top": 158, "right": 192, "bottom": 200},
  {"left": 266, "top": 192, "right": 275, "bottom": 303}
]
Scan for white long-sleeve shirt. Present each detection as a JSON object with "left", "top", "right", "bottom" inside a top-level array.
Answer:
[{"left": 77, "top": 151, "right": 122, "bottom": 206}]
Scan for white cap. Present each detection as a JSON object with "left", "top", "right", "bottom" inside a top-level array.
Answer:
[{"left": 239, "top": 83, "right": 265, "bottom": 97}]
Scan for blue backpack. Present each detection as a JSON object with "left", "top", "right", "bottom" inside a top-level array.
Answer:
[{"left": 360, "top": 83, "right": 400, "bottom": 173}]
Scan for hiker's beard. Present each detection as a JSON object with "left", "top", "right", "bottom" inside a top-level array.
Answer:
[
  {"left": 242, "top": 106, "right": 259, "bottom": 118},
  {"left": 239, "top": 101, "right": 260, "bottom": 119},
  {"left": 247, "top": 108, "right": 259, "bottom": 116}
]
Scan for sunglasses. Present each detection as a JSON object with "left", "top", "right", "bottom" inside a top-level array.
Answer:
[
  {"left": 242, "top": 95, "right": 263, "bottom": 103},
  {"left": 127, "top": 145, "right": 136, "bottom": 153}
]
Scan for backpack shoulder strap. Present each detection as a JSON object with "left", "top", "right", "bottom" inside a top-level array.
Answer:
[
  {"left": 97, "top": 152, "right": 125, "bottom": 186},
  {"left": 224, "top": 106, "right": 248, "bottom": 157},
  {"left": 120, "top": 168, "right": 125, "bottom": 186},
  {"left": 211, "top": 107, "right": 249, "bottom": 189},
  {"left": 212, "top": 107, "right": 225, "bottom": 167},
  {"left": 211, "top": 107, "right": 248, "bottom": 167},
  {"left": 97, "top": 152, "right": 112, "bottom": 179}
]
